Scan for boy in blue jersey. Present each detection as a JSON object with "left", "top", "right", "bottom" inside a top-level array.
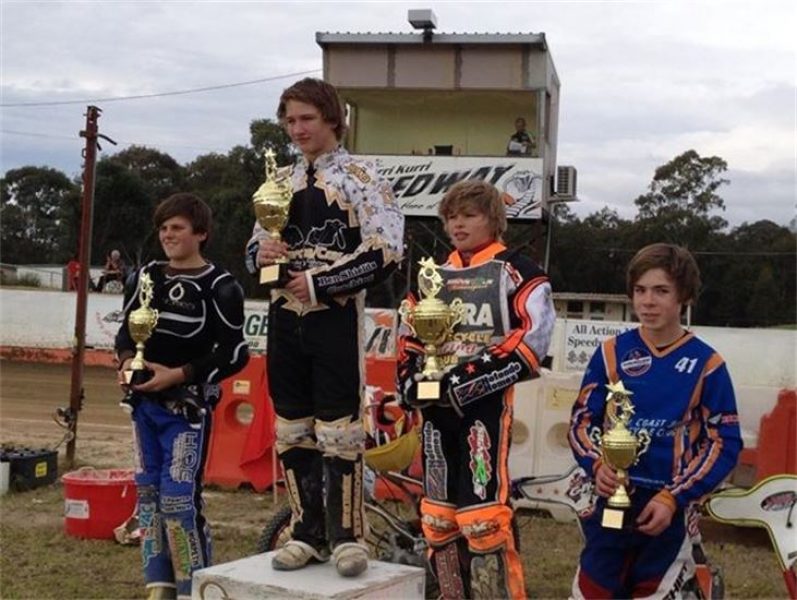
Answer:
[{"left": 568, "top": 243, "right": 742, "bottom": 599}]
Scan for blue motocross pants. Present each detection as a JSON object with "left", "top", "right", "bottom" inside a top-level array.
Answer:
[{"left": 132, "top": 397, "right": 212, "bottom": 598}]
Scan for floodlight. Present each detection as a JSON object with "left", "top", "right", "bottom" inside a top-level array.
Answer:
[{"left": 408, "top": 9, "right": 437, "bottom": 31}]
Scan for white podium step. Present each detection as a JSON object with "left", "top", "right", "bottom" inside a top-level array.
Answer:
[{"left": 192, "top": 551, "right": 425, "bottom": 599}]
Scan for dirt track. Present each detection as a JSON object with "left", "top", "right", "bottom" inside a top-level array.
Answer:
[{"left": 0, "top": 360, "right": 133, "bottom": 467}]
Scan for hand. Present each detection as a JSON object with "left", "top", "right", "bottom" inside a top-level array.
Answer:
[
  {"left": 636, "top": 497, "right": 675, "bottom": 536},
  {"left": 285, "top": 270, "right": 311, "bottom": 303},
  {"left": 132, "top": 361, "right": 186, "bottom": 393},
  {"left": 257, "top": 238, "right": 288, "bottom": 267},
  {"left": 594, "top": 463, "right": 620, "bottom": 498},
  {"left": 117, "top": 358, "right": 133, "bottom": 388}
]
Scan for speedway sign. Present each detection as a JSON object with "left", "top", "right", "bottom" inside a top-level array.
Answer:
[{"left": 356, "top": 155, "right": 545, "bottom": 220}]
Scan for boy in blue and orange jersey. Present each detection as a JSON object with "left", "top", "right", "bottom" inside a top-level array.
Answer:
[
  {"left": 397, "top": 179, "right": 556, "bottom": 599},
  {"left": 568, "top": 243, "right": 742, "bottom": 599}
]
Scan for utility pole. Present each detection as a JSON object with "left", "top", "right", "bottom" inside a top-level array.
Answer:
[{"left": 65, "top": 106, "right": 114, "bottom": 466}]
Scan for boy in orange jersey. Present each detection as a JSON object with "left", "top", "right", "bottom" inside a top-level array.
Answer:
[{"left": 397, "top": 179, "right": 555, "bottom": 599}]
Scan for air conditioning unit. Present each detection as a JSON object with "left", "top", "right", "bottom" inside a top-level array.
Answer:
[{"left": 556, "top": 166, "right": 577, "bottom": 198}]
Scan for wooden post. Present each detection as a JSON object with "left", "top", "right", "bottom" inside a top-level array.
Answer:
[{"left": 66, "top": 106, "right": 102, "bottom": 466}]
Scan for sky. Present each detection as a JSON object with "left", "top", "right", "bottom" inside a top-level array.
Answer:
[{"left": 1, "top": 0, "right": 795, "bottom": 228}]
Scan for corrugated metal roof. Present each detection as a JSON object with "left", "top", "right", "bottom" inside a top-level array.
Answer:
[{"left": 316, "top": 31, "right": 547, "bottom": 48}]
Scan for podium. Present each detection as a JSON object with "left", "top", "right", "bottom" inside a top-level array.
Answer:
[{"left": 192, "top": 551, "right": 424, "bottom": 599}]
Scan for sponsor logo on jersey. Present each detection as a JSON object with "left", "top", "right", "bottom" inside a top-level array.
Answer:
[{"left": 620, "top": 347, "right": 652, "bottom": 377}]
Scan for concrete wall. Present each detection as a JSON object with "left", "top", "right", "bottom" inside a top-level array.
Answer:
[{"left": 2, "top": 288, "right": 793, "bottom": 480}]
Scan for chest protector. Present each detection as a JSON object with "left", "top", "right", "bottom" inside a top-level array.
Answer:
[
  {"left": 148, "top": 266, "right": 213, "bottom": 340},
  {"left": 436, "top": 260, "right": 509, "bottom": 366}
]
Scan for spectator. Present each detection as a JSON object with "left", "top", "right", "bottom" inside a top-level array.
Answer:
[
  {"left": 506, "top": 117, "right": 535, "bottom": 156},
  {"left": 66, "top": 256, "right": 80, "bottom": 291},
  {"left": 94, "top": 249, "right": 125, "bottom": 292}
]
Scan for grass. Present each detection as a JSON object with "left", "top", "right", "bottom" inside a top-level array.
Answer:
[
  {"left": 0, "top": 476, "right": 788, "bottom": 599},
  {"left": 0, "top": 359, "right": 789, "bottom": 598},
  {"left": 0, "top": 477, "right": 271, "bottom": 599}
]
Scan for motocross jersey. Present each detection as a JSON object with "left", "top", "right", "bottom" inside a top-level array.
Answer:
[
  {"left": 569, "top": 327, "right": 742, "bottom": 509},
  {"left": 246, "top": 145, "right": 404, "bottom": 313}
]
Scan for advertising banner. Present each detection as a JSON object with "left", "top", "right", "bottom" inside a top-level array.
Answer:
[
  {"left": 356, "top": 154, "right": 544, "bottom": 220},
  {"left": 563, "top": 319, "right": 634, "bottom": 372},
  {"left": 83, "top": 295, "right": 395, "bottom": 359}
]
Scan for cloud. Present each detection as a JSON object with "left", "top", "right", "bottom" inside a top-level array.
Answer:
[{"left": 1, "top": 1, "right": 794, "bottom": 227}]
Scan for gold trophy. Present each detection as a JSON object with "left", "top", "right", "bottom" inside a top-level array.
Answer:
[
  {"left": 121, "top": 272, "right": 159, "bottom": 413},
  {"left": 398, "top": 258, "right": 465, "bottom": 400},
  {"left": 598, "top": 381, "right": 651, "bottom": 529},
  {"left": 252, "top": 149, "right": 293, "bottom": 286}
]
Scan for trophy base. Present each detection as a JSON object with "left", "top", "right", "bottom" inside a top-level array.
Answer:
[
  {"left": 260, "top": 263, "right": 289, "bottom": 286},
  {"left": 417, "top": 380, "right": 440, "bottom": 400},
  {"left": 601, "top": 507, "right": 627, "bottom": 530},
  {"left": 124, "top": 368, "right": 153, "bottom": 387}
]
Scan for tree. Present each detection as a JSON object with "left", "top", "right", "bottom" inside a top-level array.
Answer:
[
  {"left": 90, "top": 159, "right": 158, "bottom": 267},
  {"left": 745, "top": 264, "right": 780, "bottom": 327},
  {"left": 183, "top": 120, "right": 293, "bottom": 297},
  {"left": 0, "top": 166, "right": 79, "bottom": 264},
  {"left": 249, "top": 119, "right": 294, "bottom": 165},
  {"left": 109, "top": 145, "right": 185, "bottom": 202},
  {"left": 633, "top": 150, "right": 729, "bottom": 247}
]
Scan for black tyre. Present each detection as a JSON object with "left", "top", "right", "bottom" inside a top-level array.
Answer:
[{"left": 256, "top": 505, "right": 293, "bottom": 553}]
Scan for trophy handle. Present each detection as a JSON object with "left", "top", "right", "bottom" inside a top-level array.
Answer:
[
  {"left": 398, "top": 300, "right": 417, "bottom": 337},
  {"left": 635, "top": 429, "right": 652, "bottom": 462},
  {"left": 448, "top": 298, "right": 465, "bottom": 328}
]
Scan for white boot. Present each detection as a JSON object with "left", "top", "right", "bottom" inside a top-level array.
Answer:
[
  {"left": 271, "top": 540, "right": 330, "bottom": 571},
  {"left": 332, "top": 542, "right": 369, "bottom": 577}
]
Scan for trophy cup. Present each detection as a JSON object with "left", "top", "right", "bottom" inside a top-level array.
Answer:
[
  {"left": 120, "top": 272, "right": 159, "bottom": 413},
  {"left": 252, "top": 149, "right": 293, "bottom": 286},
  {"left": 598, "top": 380, "right": 651, "bottom": 529},
  {"left": 398, "top": 258, "right": 465, "bottom": 400}
]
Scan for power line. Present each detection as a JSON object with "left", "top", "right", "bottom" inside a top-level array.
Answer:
[
  {"left": 0, "top": 69, "right": 321, "bottom": 108},
  {"left": 1, "top": 129, "right": 227, "bottom": 153}
]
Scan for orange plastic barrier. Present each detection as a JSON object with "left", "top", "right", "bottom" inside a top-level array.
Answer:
[
  {"left": 738, "top": 389, "right": 796, "bottom": 483},
  {"left": 366, "top": 357, "right": 397, "bottom": 393},
  {"left": 755, "top": 389, "right": 796, "bottom": 481},
  {"left": 204, "top": 355, "right": 280, "bottom": 491},
  {"left": 205, "top": 354, "right": 398, "bottom": 491}
]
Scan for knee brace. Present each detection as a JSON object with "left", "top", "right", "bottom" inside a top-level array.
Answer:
[
  {"left": 456, "top": 504, "right": 514, "bottom": 552},
  {"left": 420, "top": 498, "right": 460, "bottom": 546},
  {"left": 421, "top": 499, "right": 468, "bottom": 599},
  {"left": 315, "top": 416, "right": 365, "bottom": 461},
  {"left": 275, "top": 415, "right": 316, "bottom": 455},
  {"left": 457, "top": 505, "right": 526, "bottom": 600}
]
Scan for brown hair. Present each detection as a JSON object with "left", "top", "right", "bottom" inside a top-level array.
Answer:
[
  {"left": 438, "top": 180, "right": 507, "bottom": 241},
  {"left": 153, "top": 193, "right": 212, "bottom": 250},
  {"left": 626, "top": 243, "right": 701, "bottom": 305},
  {"left": 277, "top": 78, "right": 346, "bottom": 141}
]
